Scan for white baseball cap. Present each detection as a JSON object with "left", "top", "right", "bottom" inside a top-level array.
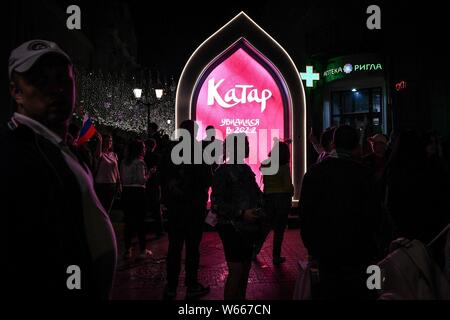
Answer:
[{"left": 8, "top": 39, "right": 71, "bottom": 79}]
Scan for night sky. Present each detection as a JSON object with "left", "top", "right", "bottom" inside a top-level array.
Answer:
[
  {"left": 128, "top": 0, "right": 273, "bottom": 76},
  {"left": 126, "top": 0, "right": 448, "bottom": 77},
  {"left": 6, "top": 0, "right": 449, "bottom": 78}
]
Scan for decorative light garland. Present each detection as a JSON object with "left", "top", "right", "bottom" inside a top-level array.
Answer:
[{"left": 74, "top": 67, "right": 176, "bottom": 137}]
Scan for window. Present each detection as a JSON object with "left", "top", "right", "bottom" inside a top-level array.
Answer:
[
  {"left": 354, "top": 89, "right": 369, "bottom": 113},
  {"left": 342, "top": 91, "right": 353, "bottom": 113},
  {"left": 372, "top": 88, "right": 382, "bottom": 113},
  {"left": 331, "top": 87, "right": 383, "bottom": 135}
]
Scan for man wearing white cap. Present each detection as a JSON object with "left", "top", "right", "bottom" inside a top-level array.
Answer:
[{"left": 2, "top": 40, "right": 117, "bottom": 299}]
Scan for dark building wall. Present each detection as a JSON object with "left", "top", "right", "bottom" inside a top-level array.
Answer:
[
  {"left": 5, "top": 0, "right": 95, "bottom": 124},
  {"left": 86, "top": 0, "right": 139, "bottom": 73},
  {"left": 261, "top": 0, "right": 450, "bottom": 137},
  {"left": 9, "top": 0, "right": 139, "bottom": 73},
  {"left": 9, "top": 0, "right": 94, "bottom": 69},
  {"left": 386, "top": 2, "right": 450, "bottom": 137}
]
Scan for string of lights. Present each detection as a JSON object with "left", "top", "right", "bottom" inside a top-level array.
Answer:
[{"left": 74, "top": 67, "right": 176, "bottom": 137}]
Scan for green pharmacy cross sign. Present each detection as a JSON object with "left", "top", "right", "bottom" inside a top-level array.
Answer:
[{"left": 300, "top": 66, "right": 320, "bottom": 88}]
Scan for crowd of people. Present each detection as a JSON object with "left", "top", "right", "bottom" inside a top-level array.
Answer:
[
  {"left": 4, "top": 40, "right": 450, "bottom": 300},
  {"left": 304, "top": 125, "right": 450, "bottom": 299}
]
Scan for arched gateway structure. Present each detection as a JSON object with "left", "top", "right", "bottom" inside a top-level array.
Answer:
[{"left": 176, "top": 12, "right": 306, "bottom": 202}]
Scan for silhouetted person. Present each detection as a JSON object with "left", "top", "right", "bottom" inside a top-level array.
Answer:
[
  {"left": 255, "top": 140, "right": 293, "bottom": 264},
  {"left": 363, "top": 133, "right": 390, "bottom": 204},
  {"left": 3, "top": 40, "right": 116, "bottom": 298},
  {"left": 95, "top": 133, "right": 121, "bottom": 216},
  {"left": 299, "top": 125, "right": 380, "bottom": 299},
  {"left": 148, "top": 122, "right": 162, "bottom": 152},
  {"left": 212, "top": 133, "right": 264, "bottom": 300},
  {"left": 425, "top": 130, "right": 449, "bottom": 176},
  {"left": 120, "top": 139, "right": 151, "bottom": 259},
  {"left": 363, "top": 134, "right": 389, "bottom": 182},
  {"left": 161, "top": 120, "right": 212, "bottom": 299},
  {"left": 385, "top": 130, "right": 450, "bottom": 267},
  {"left": 144, "top": 138, "right": 164, "bottom": 236},
  {"left": 202, "top": 125, "right": 222, "bottom": 181},
  {"left": 309, "top": 127, "right": 336, "bottom": 163}
]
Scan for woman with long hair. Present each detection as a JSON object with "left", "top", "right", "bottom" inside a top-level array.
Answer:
[{"left": 95, "top": 133, "right": 121, "bottom": 215}]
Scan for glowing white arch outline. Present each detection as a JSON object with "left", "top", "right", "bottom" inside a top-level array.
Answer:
[{"left": 175, "top": 11, "right": 306, "bottom": 203}]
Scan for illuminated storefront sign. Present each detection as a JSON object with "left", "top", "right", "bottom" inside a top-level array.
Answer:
[
  {"left": 395, "top": 80, "right": 407, "bottom": 91},
  {"left": 324, "top": 63, "right": 382, "bottom": 78},
  {"left": 323, "top": 56, "right": 384, "bottom": 82},
  {"left": 176, "top": 12, "right": 306, "bottom": 200}
]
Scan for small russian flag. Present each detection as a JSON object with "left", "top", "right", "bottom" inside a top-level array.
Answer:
[{"left": 77, "top": 114, "right": 96, "bottom": 146}]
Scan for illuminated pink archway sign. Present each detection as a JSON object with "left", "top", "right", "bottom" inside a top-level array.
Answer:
[
  {"left": 176, "top": 12, "right": 306, "bottom": 202},
  {"left": 194, "top": 41, "right": 289, "bottom": 186}
]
